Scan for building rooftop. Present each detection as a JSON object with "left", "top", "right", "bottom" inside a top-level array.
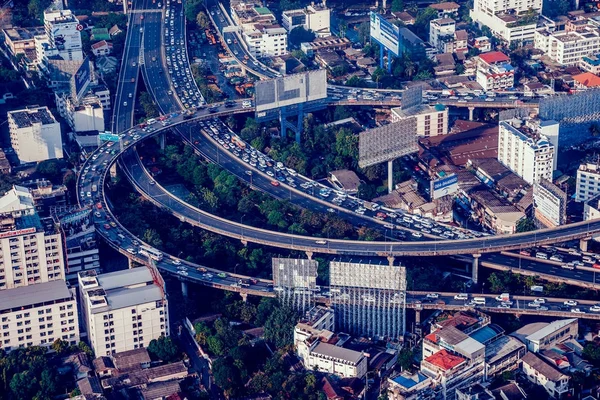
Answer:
[
  {"left": 479, "top": 51, "right": 510, "bottom": 65},
  {"left": 432, "top": 326, "right": 470, "bottom": 345},
  {"left": 484, "top": 335, "right": 525, "bottom": 365},
  {"left": 103, "top": 285, "right": 163, "bottom": 312},
  {"left": 470, "top": 324, "right": 504, "bottom": 344},
  {"left": 391, "top": 371, "right": 429, "bottom": 389},
  {"left": 429, "top": 1, "right": 460, "bottom": 10},
  {"left": 526, "top": 319, "right": 577, "bottom": 343},
  {"left": 425, "top": 349, "right": 465, "bottom": 370},
  {"left": 9, "top": 106, "right": 56, "bottom": 128},
  {"left": 0, "top": 185, "right": 34, "bottom": 214},
  {"left": 96, "top": 267, "right": 154, "bottom": 290},
  {"left": 573, "top": 72, "right": 600, "bottom": 88},
  {"left": 433, "top": 17, "right": 456, "bottom": 25},
  {"left": 312, "top": 342, "right": 364, "bottom": 364},
  {"left": 3, "top": 27, "right": 45, "bottom": 42},
  {"left": 521, "top": 352, "right": 568, "bottom": 381},
  {"left": 0, "top": 280, "right": 72, "bottom": 312},
  {"left": 112, "top": 348, "right": 151, "bottom": 372},
  {"left": 330, "top": 169, "right": 361, "bottom": 192}
]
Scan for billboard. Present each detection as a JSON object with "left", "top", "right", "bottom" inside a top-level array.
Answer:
[
  {"left": 430, "top": 173, "right": 458, "bottom": 200},
  {"left": 99, "top": 132, "right": 121, "bottom": 142},
  {"left": 73, "top": 57, "right": 91, "bottom": 101},
  {"left": 370, "top": 12, "right": 400, "bottom": 56},
  {"left": 359, "top": 117, "right": 418, "bottom": 168},
  {"left": 254, "top": 69, "right": 327, "bottom": 113},
  {"left": 401, "top": 84, "right": 423, "bottom": 110}
]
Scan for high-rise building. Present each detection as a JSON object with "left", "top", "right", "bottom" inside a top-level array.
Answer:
[
  {"left": 41, "top": 9, "right": 83, "bottom": 62},
  {"left": 576, "top": 160, "right": 600, "bottom": 202},
  {"left": 470, "top": 0, "right": 541, "bottom": 43},
  {"left": 329, "top": 260, "right": 406, "bottom": 340},
  {"left": 0, "top": 186, "right": 66, "bottom": 290},
  {"left": 497, "top": 117, "right": 558, "bottom": 185},
  {"left": 282, "top": 3, "right": 331, "bottom": 37},
  {"left": 8, "top": 106, "right": 63, "bottom": 164},
  {"left": 535, "top": 28, "right": 600, "bottom": 67},
  {"left": 272, "top": 258, "right": 318, "bottom": 312},
  {"left": 533, "top": 179, "right": 567, "bottom": 228},
  {"left": 0, "top": 280, "right": 79, "bottom": 352},
  {"left": 78, "top": 268, "right": 169, "bottom": 356}
]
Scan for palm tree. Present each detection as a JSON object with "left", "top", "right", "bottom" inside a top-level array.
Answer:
[{"left": 405, "top": 62, "right": 416, "bottom": 78}]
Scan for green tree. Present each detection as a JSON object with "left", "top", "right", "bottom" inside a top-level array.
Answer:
[
  {"left": 264, "top": 306, "right": 298, "bottom": 348},
  {"left": 10, "top": 372, "right": 37, "bottom": 400},
  {"left": 142, "top": 229, "right": 163, "bottom": 248},
  {"left": 185, "top": 0, "right": 204, "bottom": 22},
  {"left": 37, "top": 159, "right": 65, "bottom": 182},
  {"left": 583, "top": 342, "right": 600, "bottom": 367},
  {"left": 391, "top": 0, "right": 404, "bottom": 12},
  {"left": 255, "top": 298, "right": 277, "bottom": 326},
  {"left": 516, "top": 217, "right": 536, "bottom": 232},
  {"left": 148, "top": 336, "right": 179, "bottom": 362},
  {"left": 288, "top": 26, "right": 316, "bottom": 47},
  {"left": 139, "top": 91, "right": 159, "bottom": 118},
  {"left": 357, "top": 21, "right": 371, "bottom": 45},
  {"left": 0, "top": 66, "right": 19, "bottom": 84},
  {"left": 51, "top": 339, "right": 69, "bottom": 355},
  {"left": 196, "top": 11, "right": 211, "bottom": 30},
  {"left": 212, "top": 357, "right": 243, "bottom": 397},
  {"left": 397, "top": 348, "right": 414, "bottom": 371}
]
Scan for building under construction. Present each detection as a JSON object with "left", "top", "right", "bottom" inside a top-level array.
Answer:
[
  {"left": 272, "top": 258, "right": 318, "bottom": 312},
  {"left": 330, "top": 260, "right": 407, "bottom": 340}
]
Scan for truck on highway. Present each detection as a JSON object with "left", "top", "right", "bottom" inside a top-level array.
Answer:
[
  {"left": 495, "top": 293, "right": 510, "bottom": 302},
  {"left": 363, "top": 201, "right": 380, "bottom": 211},
  {"left": 231, "top": 135, "right": 246, "bottom": 149},
  {"left": 472, "top": 297, "right": 486, "bottom": 305}
]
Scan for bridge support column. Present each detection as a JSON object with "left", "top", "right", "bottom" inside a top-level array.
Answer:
[
  {"left": 468, "top": 107, "right": 475, "bottom": 121},
  {"left": 580, "top": 238, "right": 589, "bottom": 252},
  {"left": 240, "top": 292, "right": 248, "bottom": 302},
  {"left": 181, "top": 281, "right": 188, "bottom": 298},
  {"left": 159, "top": 133, "right": 165, "bottom": 150},
  {"left": 387, "top": 256, "right": 395, "bottom": 266},
  {"left": 128, "top": 258, "right": 136, "bottom": 269},
  {"left": 306, "top": 251, "right": 313, "bottom": 260},
  {"left": 472, "top": 254, "right": 481, "bottom": 284},
  {"left": 387, "top": 160, "right": 394, "bottom": 193},
  {"left": 415, "top": 309, "right": 421, "bottom": 326},
  {"left": 110, "top": 163, "right": 117, "bottom": 179}
]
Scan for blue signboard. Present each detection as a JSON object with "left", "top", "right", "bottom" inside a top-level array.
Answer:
[
  {"left": 99, "top": 132, "right": 121, "bottom": 142},
  {"left": 369, "top": 12, "right": 400, "bottom": 56},
  {"left": 430, "top": 173, "right": 458, "bottom": 199},
  {"left": 74, "top": 57, "right": 91, "bottom": 100}
]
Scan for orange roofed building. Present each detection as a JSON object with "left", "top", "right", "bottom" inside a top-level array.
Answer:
[{"left": 573, "top": 72, "right": 600, "bottom": 89}]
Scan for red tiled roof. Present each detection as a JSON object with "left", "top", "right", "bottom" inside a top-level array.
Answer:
[
  {"left": 479, "top": 51, "right": 510, "bottom": 65},
  {"left": 425, "top": 332, "right": 438, "bottom": 343},
  {"left": 573, "top": 72, "right": 600, "bottom": 87},
  {"left": 425, "top": 349, "right": 465, "bottom": 370},
  {"left": 430, "top": 2, "right": 460, "bottom": 10}
]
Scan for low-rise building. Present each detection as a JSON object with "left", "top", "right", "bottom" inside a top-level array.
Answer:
[
  {"left": 0, "top": 280, "right": 79, "bottom": 352},
  {"left": 469, "top": 188, "right": 525, "bottom": 234},
  {"left": 282, "top": 3, "right": 330, "bottom": 37},
  {"left": 573, "top": 72, "right": 600, "bottom": 89},
  {"left": 429, "top": 2, "right": 460, "bottom": 18},
  {"left": 580, "top": 53, "right": 600, "bottom": 75},
  {"left": 91, "top": 40, "right": 113, "bottom": 56},
  {"left": 521, "top": 352, "right": 570, "bottom": 398},
  {"left": 78, "top": 268, "right": 169, "bottom": 357},
  {"left": 391, "top": 104, "right": 448, "bottom": 137},
  {"left": 388, "top": 372, "right": 433, "bottom": 400},
  {"left": 470, "top": 36, "right": 491, "bottom": 53},
  {"left": 512, "top": 319, "right": 578, "bottom": 353},
  {"left": 476, "top": 51, "right": 514, "bottom": 91},
  {"left": 535, "top": 28, "right": 600, "bottom": 66},
  {"left": 8, "top": 106, "right": 63, "bottom": 164},
  {"left": 2, "top": 27, "right": 45, "bottom": 58},
  {"left": 242, "top": 24, "right": 288, "bottom": 58},
  {"left": 329, "top": 170, "right": 360, "bottom": 194}
]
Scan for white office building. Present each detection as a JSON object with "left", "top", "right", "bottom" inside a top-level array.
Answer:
[
  {"left": 391, "top": 104, "right": 448, "bottom": 136},
  {"left": 535, "top": 28, "right": 600, "bottom": 66},
  {"left": 78, "top": 268, "right": 169, "bottom": 357},
  {"left": 0, "top": 186, "right": 66, "bottom": 290},
  {"left": 470, "top": 0, "right": 541, "bottom": 43},
  {"left": 0, "top": 280, "right": 79, "bottom": 352},
  {"left": 497, "top": 118, "right": 558, "bottom": 185},
  {"left": 42, "top": 9, "right": 83, "bottom": 62},
  {"left": 533, "top": 179, "right": 567, "bottom": 228},
  {"left": 429, "top": 18, "right": 456, "bottom": 53},
  {"left": 8, "top": 107, "right": 62, "bottom": 164},
  {"left": 54, "top": 92, "right": 105, "bottom": 133},
  {"left": 243, "top": 25, "right": 288, "bottom": 58},
  {"left": 576, "top": 160, "right": 600, "bottom": 202},
  {"left": 282, "top": 3, "right": 331, "bottom": 37}
]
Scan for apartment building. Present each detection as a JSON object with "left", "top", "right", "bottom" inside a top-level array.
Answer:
[
  {"left": 2, "top": 27, "right": 45, "bottom": 59},
  {"left": 231, "top": 1, "right": 276, "bottom": 30},
  {"left": 512, "top": 319, "right": 579, "bottom": 353},
  {"left": 242, "top": 25, "right": 288, "bottom": 58},
  {"left": 580, "top": 53, "right": 600, "bottom": 74},
  {"left": 78, "top": 268, "right": 169, "bottom": 357},
  {"left": 391, "top": 104, "right": 448, "bottom": 136},
  {"left": 8, "top": 106, "right": 63, "bottom": 164},
  {"left": 282, "top": 3, "right": 331, "bottom": 37},
  {"left": 0, "top": 186, "right": 65, "bottom": 290},
  {"left": 55, "top": 92, "right": 106, "bottom": 133},
  {"left": 521, "top": 352, "right": 570, "bottom": 398},
  {"left": 535, "top": 28, "right": 600, "bottom": 66},
  {"left": 533, "top": 179, "right": 567, "bottom": 228},
  {"left": 476, "top": 51, "right": 514, "bottom": 91},
  {"left": 0, "top": 280, "right": 78, "bottom": 352},
  {"left": 497, "top": 117, "right": 558, "bottom": 185},
  {"left": 40, "top": 9, "right": 84, "bottom": 62},
  {"left": 429, "top": 18, "right": 455, "bottom": 52},
  {"left": 575, "top": 160, "right": 600, "bottom": 202},
  {"left": 470, "top": 0, "right": 541, "bottom": 43}
]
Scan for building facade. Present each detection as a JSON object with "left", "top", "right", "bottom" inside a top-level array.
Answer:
[
  {"left": 0, "top": 280, "right": 78, "bottom": 352},
  {"left": 78, "top": 268, "right": 169, "bottom": 356},
  {"left": 470, "top": 0, "right": 541, "bottom": 43},
  {"left": 533, "top": 179, "right": 567, "bottom": 228},
  {"left": 243, "top": 25, "right": 288, "bottom": 58},
  {"left": 391, "top": 104, "right": 449, "bottom": 136},
  {"left": 476, "top": 52, "right": 514, "bottom": 91},
  {"left": 282, "top": 3, "right": 330, "bottom": 37},
  {"left": 272, "top": 258, "right": 318, "bottom": 312},
  {"left": 429, "top": 18, "right": 455, "bottom": 53},
  {"left": 535, "top": 28, "right": 600, "bottom": 66},
  {"left": 497, "top": 118, "right": 557, "bottom": 185},
  {"left": 8, "top": 107, "right": 63, "bottom": 164},
  {"left": 576, "top": 160, "right": 600, "bottom": 202},
  {"left": 41, "top": 9, "right": 84, "bottom": 62}
]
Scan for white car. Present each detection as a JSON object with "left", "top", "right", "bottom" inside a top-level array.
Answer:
[
  {"left": 172, "top": 259, "right": 181, "bottom": 265},
  {"left": 528, "top": 302, "right": 541, "bottom": 308},
  {"left": 534, "top": 298, "right": 545, "bottom": 304},
  {"left": 454, "top": 293, "right": 468, "bottom": 300},
  {"left": 127, "top": 248, "right": 136, "bottom": 254},
  {"left": 590, "top": 305, "right": 600, "bottom": 312},
  {"left": 571, "top": 308, "right": 586, "bottom": 314},
  {"left": 564, "top": 300, "right": 578, "bottom": 307},
  {"left": 426, "top": 293, "right": 439, "bottom": 299},
  {"left": 412, "top": 232, "right": 423, "bottom": 238},
  {"left": 178, "top": 270, "right": 189, "bottom": 276}
]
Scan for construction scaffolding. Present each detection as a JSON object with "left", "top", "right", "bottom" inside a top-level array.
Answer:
[
  {"left": 330, "top": 260, "right": 407, "bottom": 340},
  {"left": 272, "top": 258, "right": 318, "bottom": 312},
  {"left": 539, "top": 89, "right": 600, "bottom": 146}
]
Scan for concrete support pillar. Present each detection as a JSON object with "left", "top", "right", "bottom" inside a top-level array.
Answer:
[
  {"left": 305, "top": 251, "right": 313, "bottom": 260},
  {"left": 387, "top": 159, "right": 394, "bottom": 193},
  {"left": 472, "top": 254, "right": 481, "bottom": 284},
  {"left": 468, "top": 107, "right": 475, "bottom": 121},
  {"left": 128, "top": 257, "right": 136, "bottom": 269},
  {"left": 110, "top": 163, "right": 118, "bottom": 179},
  {"left": 415, "top": 309, "right": 421, "bottom": 326},
  {"left": 240, "top": 292, "right": 248, "bottom": 302},
  {"left": 159, "top": 133, "right": 166, "bottom": 150},
  {"left": 181, "top": 280, "right": 188, "bottom": 297},
  {"left": 580, "top": 238, "right": 589, "bottom": 252},
  {"left": 387, "top": 256, "right": 395, "bottom": 266}
]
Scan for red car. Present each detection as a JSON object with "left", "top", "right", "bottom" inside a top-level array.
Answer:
[
  {"left": 103, "top": 224, "right": 111, "bottom": 230},
  {"left": 270, "top": 181, "right": 280, "bottom": 187}
]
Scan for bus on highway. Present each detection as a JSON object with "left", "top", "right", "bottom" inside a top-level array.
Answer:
[{"left": 138, "top": 246, "right": 163, "bottom": 261}]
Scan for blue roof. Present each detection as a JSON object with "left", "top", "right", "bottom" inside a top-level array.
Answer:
[
  {"left": 583, "top": 55, "right": 600, "bottom": 66},
  {"left": 392, "top": 372, "right": 428, "bottom": 389},
  {"left": 470, "top": 324, "right": 504, "bottom": 344}
]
